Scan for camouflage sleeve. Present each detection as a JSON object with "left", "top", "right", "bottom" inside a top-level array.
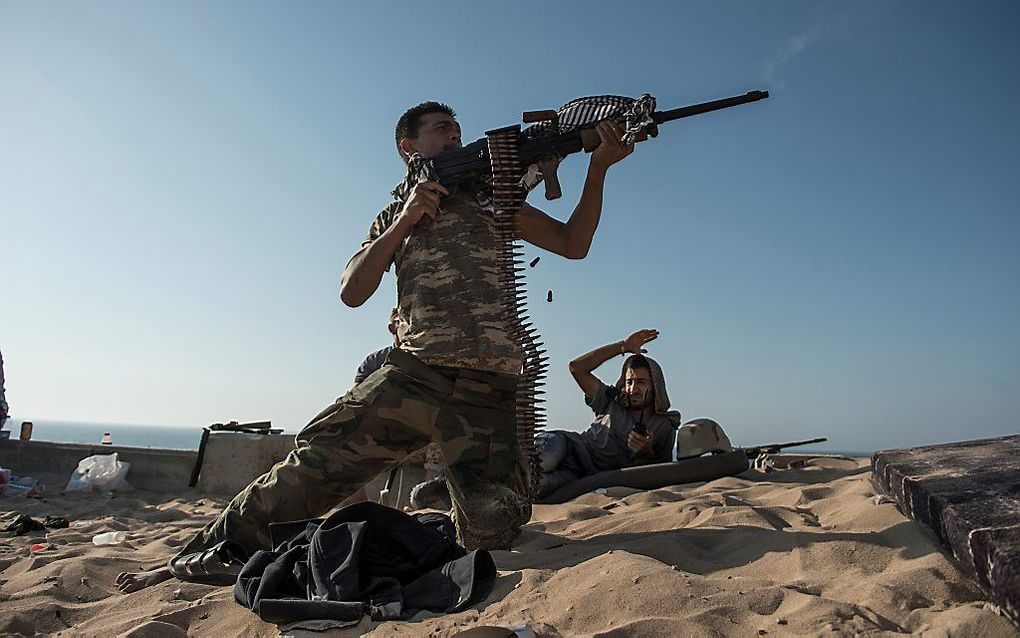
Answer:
[
  {"left": 362, "top": 201, "right": 402, "bottom": 248},
  {"left": 584, "top": 381, "right": 613, "bottom": 416},
  {"left": 360, "top": 202, "right": 402, "bottom": 272}
]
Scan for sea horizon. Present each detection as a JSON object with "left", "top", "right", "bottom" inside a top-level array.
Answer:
[{"left": 1, "top": 416, "right": 875, "bottom": 457}]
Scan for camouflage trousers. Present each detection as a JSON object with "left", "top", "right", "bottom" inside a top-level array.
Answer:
[{"left": 172, "top": 348, "right": 531, "bottom": 561}]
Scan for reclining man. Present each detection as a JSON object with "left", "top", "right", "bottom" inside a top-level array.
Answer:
[
  {"left": 118, "top": 100, "right": 635, "bottom": 592},
  {"left": 535, "top": 328, "right": 681, "bottom": 499}
]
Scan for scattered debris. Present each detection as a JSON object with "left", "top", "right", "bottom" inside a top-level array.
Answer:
[
  {"left": 92, "top": 531, "right": 127, "bottom": 545},
  {"left": 42, "top": 516, "right": 69, "bottom": 529},
  {"left": 55, "top": 608, "right": 72, "bottom": 628},
  {"left": 4, "top": 513, "right": 45, "bottom": 536}
]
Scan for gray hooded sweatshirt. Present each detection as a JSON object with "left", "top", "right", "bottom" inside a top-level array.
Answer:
[{"left": 563, "top": 355, "right": 682, "bottom": 473}]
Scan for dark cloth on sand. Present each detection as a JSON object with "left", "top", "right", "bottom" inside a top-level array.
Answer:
[{"left": 234, "top": 501, "right": 495, "bottom": 629}]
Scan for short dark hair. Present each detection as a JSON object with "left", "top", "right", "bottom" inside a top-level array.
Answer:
[{"left": 395, "top": 101, "right": 456, "bottom": 157}]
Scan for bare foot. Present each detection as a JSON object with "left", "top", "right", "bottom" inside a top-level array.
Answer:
[{"left": 116, "top": 567, "right": 173, "bottom": 593}]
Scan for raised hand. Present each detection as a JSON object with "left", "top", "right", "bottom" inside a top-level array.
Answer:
[{"left": 622, "top": 328, "right": 659, "bottom": 354}]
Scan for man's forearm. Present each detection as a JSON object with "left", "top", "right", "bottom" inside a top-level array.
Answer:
[
  {"left": 340, "top": 214, "right": 415, "bottom": 307},
  {"left": 559, "top": 162, "right": 610, "bottom": 259},
  {"left": 568, "top": 338, "right": 625, "bottom": 376}
]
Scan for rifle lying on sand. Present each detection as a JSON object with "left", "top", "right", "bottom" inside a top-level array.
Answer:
[
  {"left": 676, "top": 437, "right": 828, "bottom": 462},
  {"left": 741, "top": 437, "right": 828, "bottom": 458},
  {"left": 397, "top": 90, "right": 770, "bottom": 202}
]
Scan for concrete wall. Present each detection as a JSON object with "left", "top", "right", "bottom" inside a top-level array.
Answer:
[
  {"left": 194, "top": 432, "right": 296, "bottom": 495},
  {"left": 0, "top": 432, "right": 297, "bottom": 496},
  {"left": 0, "top": 440, "right": 196, "bottom": 492}
]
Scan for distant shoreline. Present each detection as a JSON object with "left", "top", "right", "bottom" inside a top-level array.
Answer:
[{"left": 2, "top": 418, "right": 874, "bottom": 457}]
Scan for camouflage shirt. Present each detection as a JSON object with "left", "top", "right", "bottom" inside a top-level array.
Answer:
[{"left": 363, "top": 188, "right": 523, "bottom": 375}]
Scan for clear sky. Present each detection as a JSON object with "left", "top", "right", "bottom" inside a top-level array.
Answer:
[{"left": 2, "top": 1, "right": 1018, "bottom": 453}]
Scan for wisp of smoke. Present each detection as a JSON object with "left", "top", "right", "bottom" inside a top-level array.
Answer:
[{"left": 763, "top": 31, "right": 821, "bottom": 83}]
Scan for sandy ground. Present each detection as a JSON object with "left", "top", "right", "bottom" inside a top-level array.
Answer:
[{"left": 1, "top": 458, "right": 1016, "bottom": 637}]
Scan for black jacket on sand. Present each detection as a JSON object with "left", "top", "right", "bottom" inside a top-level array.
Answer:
[{"left": 234, "top": 501, "right": 496, "bottom": 626}]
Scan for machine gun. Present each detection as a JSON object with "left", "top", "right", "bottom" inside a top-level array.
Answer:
[{"left": 400, "top": 90, "right": 769, "bottom": 202}]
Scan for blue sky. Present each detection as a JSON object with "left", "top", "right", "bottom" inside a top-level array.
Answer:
[{"left": 2, "top": 1, "right": 1018, "bottom": 452}]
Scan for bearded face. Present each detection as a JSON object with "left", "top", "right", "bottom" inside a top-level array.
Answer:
[{"left": 623, "top": 366, "right": 654, "bottom": 409}]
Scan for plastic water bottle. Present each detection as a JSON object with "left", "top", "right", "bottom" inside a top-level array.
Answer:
[{"left": 92, "top": 531, "right": 127, "bottom": 545}]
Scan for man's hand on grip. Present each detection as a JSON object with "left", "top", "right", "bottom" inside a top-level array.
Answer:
[{"left": 401, "top": 181, "right": 449, "bottom": 225}]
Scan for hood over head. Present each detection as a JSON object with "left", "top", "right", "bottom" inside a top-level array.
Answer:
[{"left": 614, "top": 354, "right": 681, "bottom": 427}]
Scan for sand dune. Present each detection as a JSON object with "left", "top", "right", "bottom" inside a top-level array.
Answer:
[{"left": 1, "top": 458, "right": 1015, "bottom": 636}]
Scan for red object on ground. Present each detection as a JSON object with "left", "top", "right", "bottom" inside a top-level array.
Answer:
[{"left": 29, "top": 543, "right": 47, "bottom": 553}]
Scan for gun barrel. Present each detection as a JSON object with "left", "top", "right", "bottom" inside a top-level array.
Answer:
[
  {"left": 653, "top": 90, "right": 769, "bottom": 125},
  {"left": 743, "top": 437, "right": 827, "bottom": 457}
]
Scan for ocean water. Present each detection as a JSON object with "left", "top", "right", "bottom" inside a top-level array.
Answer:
[{"left": 2, "top": 417, "right": 873, "bottom": 457}]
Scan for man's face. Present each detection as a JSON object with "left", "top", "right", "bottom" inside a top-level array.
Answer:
[
  {"left": 624, "top": 367, "right": 653, "bottom": 408},
  {"left": 401, "top": 112, "right": 462, "bottom": 159}
]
